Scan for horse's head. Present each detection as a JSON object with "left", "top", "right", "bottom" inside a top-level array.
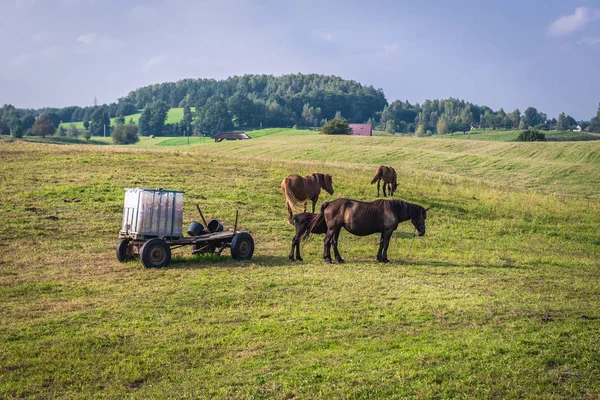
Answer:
[
  {"left": 390, "top": 181, "right": 398, "bottom": 196},
  {"left": 316, "top": 173, "right": 334, "bottom": 195},
  {"left": 411, "top": 207, "right": 429, "bottom": 236}
]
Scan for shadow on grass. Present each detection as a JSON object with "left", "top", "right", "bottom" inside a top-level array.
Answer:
[
  {"left": 166, "top": 254, "right": 292, "bottom": 269},
  {"left": 20, "top": 137, "right": 110, "bottom": 146},
  {"left": 397, "top": 259, "right": 529, "bottom": 270}
]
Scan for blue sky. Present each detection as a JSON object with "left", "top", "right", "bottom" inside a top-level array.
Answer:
[{"left": 0, "top": 0, "right": 599, "bottom": 120}]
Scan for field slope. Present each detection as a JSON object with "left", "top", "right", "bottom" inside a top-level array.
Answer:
[{"left": 0, "top": 136, "right": 599, "bottom": 399}]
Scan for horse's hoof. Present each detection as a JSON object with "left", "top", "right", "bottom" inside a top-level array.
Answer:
[
  {"left": 297, "top": 257, "right": 303, "bottom": 262},
  {"left": 336, "top": 258, "right": 345, "bottom": 264},
  {"left": 379, "top": 258, "right": 390, "bottom": 263},
  {"left": 325, "top": 258, "right": 332, "bottom": 264}
]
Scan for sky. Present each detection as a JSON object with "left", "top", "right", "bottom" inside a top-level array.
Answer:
[{"left": 0, "top": 0, "right": 599, "bottom": 120}]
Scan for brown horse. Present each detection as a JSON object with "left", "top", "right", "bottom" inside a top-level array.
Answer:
[
  {"left": 371, "top": 166, "right": 397, "bottom": 197},
  {"left": 289, "top": 212, "right": 327, "bottom": 261},
  {"left": 281, "top": 173, "right": 334, "bottom": 222},
  {"left": 303, "top": 198, "right": 428, "bottom": 264}
]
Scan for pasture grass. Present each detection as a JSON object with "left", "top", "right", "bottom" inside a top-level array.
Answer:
[
  {"left": 0, "top": 136, "right": 599, "bottom": 399},
  {"left": 60, "top": 107, "right": 195, "bottom": 130}
]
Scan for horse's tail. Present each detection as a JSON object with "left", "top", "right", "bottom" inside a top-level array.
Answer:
[
  {"left": 301, "top": 202, "right": 329, "bottom": 241},
  {"left": 371, "top": 166, "right": 383, "bottom": 184},
  {"left": 281, "top": 178, "right": 305, "bottom": 223}
]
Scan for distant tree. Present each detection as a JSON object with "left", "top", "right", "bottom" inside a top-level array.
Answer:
[
  {"left": 507, "top": 109, "right": 520, "bottom": 129},
  {"left": 111, "top": 124, "right": 140, "bottom": 144},
  {"left": 67, "top": 125, "right": 79, "bottom": 138},
  {"left": 90, "top": 106, "right": 111, "bottom": 137},
  {"left": 518, "top": 119, "right": 527, "bottom": 130},
  {"left": 138, "top": 101, "right": 169, "bottom": 136},
  {"left": 320, "top": 119, "right": 351, "bottom": 135},
  {"left": 83, "top": 129, "right": 91, "bottom": 141},
  {"left": 32, "top": 114, "right": 56, "bottom": 138},
  {"left": 564, "top": 115, "right": 577, "bottom": 129},
  {"left": 459, "top": 107, "right": 473, "bottom": 126},
  {"left": 48, "top": 113, "right": 61, "bottom": 129},
  {"left": 182, "top": 105, "right": 193, "bottom": 133},
  {"left": 57, "top": 125, "right": 67, "bottom": 137},
  {"left": 589, "top": 104, "right": 600, "bottom": 133},
  {"left": 12, "top": 126, "right": 23, "bottom": 139},
  {"left": 117, "top": 101, "right": 137, "bottom": 117},
  {"left": 228, "top": 92, "right": 255, "bottom": 127},
  {"left": 83, "top": 120, "right": 90, "bottom": 130},
  {"left": 556, "top": 112, "right": 566, "bottom": 130},
  {"left": 517, "top": 129, "right": 546, "bottom": 142},
  {"left": 195, "top": 98, "right": 233, "bottom": 136},
  {"left": 385, "top": 120, "right": 395, "bottom": 134},
  {"left": 415, "top": 124, "right": 426, "bottom": 137},
  {"left": 128, "top": 117, "right": 135, "bottom": 125},
  {"left": 22, "top": 114, "right": 35, "bottom": 133},
  {"left": 334, "top": 111, "right": 345, "bottom": 121},
  {"left": 436, "top": 117, "right": 448, "bottom": 135},
  {"left": 523, "top": 107, "right": 542, "bottom": 128}
]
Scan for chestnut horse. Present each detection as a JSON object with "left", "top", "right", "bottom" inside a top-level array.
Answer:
[
  {"left": 303, "top": 198, "right": 428, "bottom": 264},
  {"left": 289, "top": 212, "right": 327, "bottom": 261},
  {"left": 371, "top": 166, "right": 397, "bottom": 197},
  {"left": 281, "top": 173, "right": 334, "bottom": 223}
]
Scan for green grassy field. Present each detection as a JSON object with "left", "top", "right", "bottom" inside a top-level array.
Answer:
[
  {"left": 1, "top": 134, "right": 599, "bottom": 398},
  {"left": 61, "top": 107, "right": 194, "bottom": 130}
]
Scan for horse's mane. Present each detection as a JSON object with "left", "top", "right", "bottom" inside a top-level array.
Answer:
[{"left": 389, "top": 199, "right": 423, "bottom": 220}]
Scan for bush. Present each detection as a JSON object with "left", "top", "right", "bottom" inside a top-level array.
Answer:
[
  {"left": 12, "top": 126, "right": 23, "bottom": 139},
  {"left": 517, "top": 129, "right": 546, "bottom": 142},
  {"left": 111, "top": 124, "right": 140, "bottom": 144},
  {"left": 320, "top": 119, "right": 351, "bottom": 135}
]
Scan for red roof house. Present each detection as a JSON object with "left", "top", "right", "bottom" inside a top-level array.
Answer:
[{"left": 349, "top": 124, "right": 372, "bottom": 136}]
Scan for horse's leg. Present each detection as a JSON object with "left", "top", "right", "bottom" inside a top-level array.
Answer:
[
  {"left": 323, "top": 230, "right": 334, "bottom": 264},
  {"left": 296, "top": 237, "right": 303, "bottom": 262},
  {"left": 303, "top": 201, "right": 307, "bottom": 213},
  {"left": 383, "top": 182, "right": 387, "bottom": 197},
  {"left": 380, "top": 229, "right": 394, "bottom": 263},
  {"left": 377, "top": 232, "right": 385, "bottom": 261},
  {"left": 289, "top": 236, "right": 297, "bottom": 261},
  {"left": 377, "top": 179, "right": 380, "bottom": 197},
  {"left": 332, "top": 228, "right": 344, "bottom": 263}
]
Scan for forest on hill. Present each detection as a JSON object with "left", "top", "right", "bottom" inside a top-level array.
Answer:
[{"left": 2, "top": 73, "right": 599, "bottom": 137}]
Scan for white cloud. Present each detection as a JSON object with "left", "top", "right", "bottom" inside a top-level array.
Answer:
[
  {"left": 382, "top": 42, "right": 399, "bottom": 55},
  {"left": 547, "top": 7, "right": 600, "bottom": 37},
  {"left": 78, "top": 32, "right": 97, "bottom": 44},
  {"left": 313, "top": 31, "right": 334, "bottom": 42},
  {"left": 142, "top": 54, "right": 169, "bottom": 72},
  {"left": 577, "top": 37, "right": 600, "bottom": 46}
]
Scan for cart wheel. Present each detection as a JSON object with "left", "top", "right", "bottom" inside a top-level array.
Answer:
[
  {"left": 116, "top": 238, "right": 134, "bottom": 262},
  {"left": 231, "top": 232, "right": 254, "bottom": 260},
  {"left": 140, "top": 238, "right": 171, "bottom": 268}
]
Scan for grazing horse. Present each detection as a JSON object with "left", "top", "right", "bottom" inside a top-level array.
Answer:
[
  {"left": 304, "top": 198, "right": 428, "bottom": 264},
  {"left": 281, "top": 173, "right": 334, "bottom": 223},
  {"left": 371, "top": 166, "right": 397, "bottom": 197},
  {"left": 289, "top": 212, "right": 327, "bottom": 261}
]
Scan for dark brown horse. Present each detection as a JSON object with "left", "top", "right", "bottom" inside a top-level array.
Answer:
[
  {"left": 371, "top": 166, "right": 397, "bottom": 197},
  {"left": 304, "top": 198, "right": 428, "bottom": 264},
  {"left": 289, "top": 212, "right": 327, "bottom": 261},
  {"left": 281, "top": 173, "right": 334, "bottom": 223}
]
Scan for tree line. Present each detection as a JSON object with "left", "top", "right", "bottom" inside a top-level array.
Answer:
[{"left": 2, "top": 73, "right": 600, "bottom": 138}]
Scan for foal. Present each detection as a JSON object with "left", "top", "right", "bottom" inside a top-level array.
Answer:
[
  {"left": 289, "top": 212, "right": 327, "bottom": 261},
  {"left": 371, "top": 166, "right": 397, "bottom": 197}
]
